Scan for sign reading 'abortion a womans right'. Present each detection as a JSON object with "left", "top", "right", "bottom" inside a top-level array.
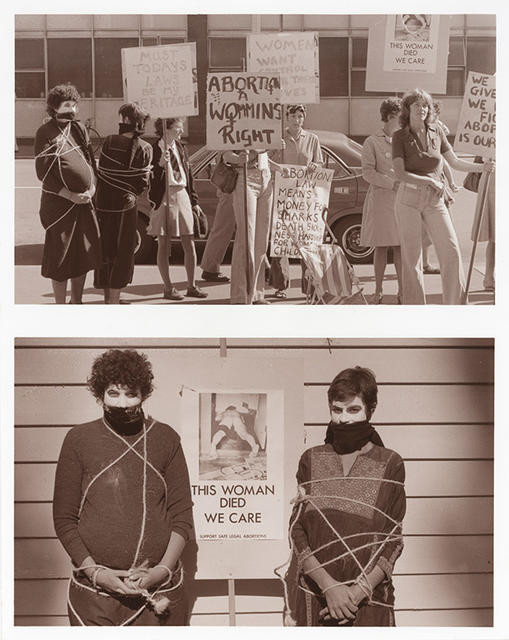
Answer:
[
  {"left": 454, "top": 72, "right": 496, "bottom": 160},
  {"left": 206, "top": 73, "right": 282, "bottom": 150}
]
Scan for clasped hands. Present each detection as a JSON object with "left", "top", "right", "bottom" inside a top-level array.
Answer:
[
  {"left": 90, "top": 562, "right": 171, "bottom": 596},
  {"left": 319, "top": 582, "right": 364, "bottom": 624}
]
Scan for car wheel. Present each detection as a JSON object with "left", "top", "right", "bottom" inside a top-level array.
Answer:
[
  {"left": 331, "top": 215, "right": 374, "bottom": 264},
  {"left": 134, "top": 214, "right": 155, "bottom": 264}
]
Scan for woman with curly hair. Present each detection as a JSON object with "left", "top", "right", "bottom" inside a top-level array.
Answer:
[
  {"left": 34, "top": 84, "right": 101, "bottom": 303},
  {"left": 53, "top": 349, "right": 193, "bottom": 626}
]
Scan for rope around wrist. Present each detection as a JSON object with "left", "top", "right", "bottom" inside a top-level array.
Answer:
[
  {"left": 322, "top": 581, "right": 342, "bottom": 595},
  {"left": 91, "top": 567, "right": 104, "bottom": 590},
  {"left": 154, "top": 564, "right": 173, "bottom": 583}
]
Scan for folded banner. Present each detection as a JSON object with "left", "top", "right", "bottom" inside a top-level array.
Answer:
[{"left": 270, "top": 165, "right": 334, "bottom": 258}]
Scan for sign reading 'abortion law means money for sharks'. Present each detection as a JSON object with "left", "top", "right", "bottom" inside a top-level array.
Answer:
[
  {"left": 270, "top": 165, "right": 334, "bottom": 258},
  {"left": 383, "top": 14, "right": 440, "bottom": 74},
  {"left": 247, "top": 32, "right": 319, "bottom": 104},
  {"left": 454, "top": 72, "right": 496, "bottom": 160},
  {"left": 121, "top": 42, "right": 198, "bottom": 117},
  {"left": 206, "top": 73, "right": 282, "bottom": 149}
]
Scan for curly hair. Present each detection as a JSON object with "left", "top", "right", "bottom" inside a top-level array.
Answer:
[
  {"left": 46, "top": 84, "right": 80, "bottom": 117},
  {"left": 87, "top": 349, "right": 154, "bottom": 401},
  {"left": 327, "top": 366, "right": 378, "bottom": 419},
  {"left": 119, "top": 102, "right": 150, "bottom": 130},
  {"left": 154, "top": 117, "right": 184, "bottom": 138},
  {"left": 399, "top": 88, "right": 435, "bottom": 128},
  {"left": 380, "top": 97, "right": 402, "bottom": 123}
]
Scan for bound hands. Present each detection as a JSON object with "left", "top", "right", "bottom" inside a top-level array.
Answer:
[
  {"left": 126, "top": 564, "right": 171, "bottom": 592},
  {"left": 90, "top": 562, "right": 171, "bottom": 595},
  {"left": 319, "top": 583, "right": 362, "bottom": 624},
  {"left": 59, "top": 187, "right": 94, "bottom": 204}
]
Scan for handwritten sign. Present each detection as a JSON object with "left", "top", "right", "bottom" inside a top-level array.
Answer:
[
  {"left": 383, "top": 14, "right": 440, "bottom": 74},
  {"left": 247, "top": 32, "right": 319, "bottom": 104},
  {"left": 206, "top": 73, "right": 282, "bottom": 150},
  {"left": 270, "top": 165, "right": 334, "bottom": 258},
  {"left": 121, "top": 42, "right": 198, "bottom": 118},
  {"left": 454, "top": 72, "right": 496, "bottom": 160}
]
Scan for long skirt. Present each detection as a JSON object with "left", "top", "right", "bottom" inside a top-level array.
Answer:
[{"left": 94, "top": 206, "right": 137, "bottom": 289}]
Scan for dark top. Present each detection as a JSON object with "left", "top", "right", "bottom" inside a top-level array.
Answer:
[
  {"left": 149, "top": 139, "right": 198, "bottom": 210},
  {"left": 53, "top": 417, "right": 194, "bottom": 569},
  {"left": 392, "top": 123, "right": 452, "bottom": 180}
]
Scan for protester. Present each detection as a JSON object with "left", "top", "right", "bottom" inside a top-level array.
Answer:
[
  {"left": 475, "top": 165, "right": 495, "bottom": 291},
  {"left": 360, "top": 98, "right": 403, "bottom": 304},
  {"left": 268, "top": 104, "right": 324, "bottom": 299},
  {"left": 34, "top": 84, "right": 101, "bottom": 304},
  {"left": 53, "top": 349, "right": 193, "bottom": 626},
  {"left": 286, "top": 367, "right": 406, "bottom": 626},
  {"left": 148, "top": 117, "right": 207, "bottom": 300},
  {"left": 200, "top": 187, "right": 234, "bottom": 283},
  {"left": 93, "top": 103, "right": 152, "bottom": 304},
  {"left": 392, "top": 88, "right": 492, "bottom": 304}
]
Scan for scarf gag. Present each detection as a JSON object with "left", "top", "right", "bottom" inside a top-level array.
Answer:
[
  {"left": 324, "top": 420, "right": 384, "bottom": 455},
  {"left": 103, "top": 404, "right": 144, "bottom": 436}
]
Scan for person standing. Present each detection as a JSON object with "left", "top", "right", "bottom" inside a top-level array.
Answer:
[
  {"left": 34, "top": 84, "right": 101, "bottom": 303},
  {"left": 392, "top": 88, "right": 492, "bottom": 304},
  {"left": 360, "top": 98, "right": 403, "bottom": 304},
  {"left": 53, "top": 349, "right": 193, "bottom": 626},
  {"left": 200, "top": 187, "right": 234, "bottom": 283},
  {"left": 268, "top": 104, "right": 324, "bottom": 298},
  {"left": 148, "top": 118, "right": 208, "bottom": 300},
  {"left": 93, "top": 103, "right": 152, "bottom": 304}
]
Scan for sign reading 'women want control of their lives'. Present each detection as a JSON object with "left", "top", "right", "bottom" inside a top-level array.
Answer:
[
  {"left": 121, "top": 42, "right": 198, "bottom": 117},
  {"left": 454, "top": 72, "right": 496, "bottom": 160},
  {"left": 247, "top": 32, "right": 320, "bottom": 104},
  {"left": 270, "top": 166, "right": 334, "bottom": 258},
  {"left": 206, "top": 73, "right": 282, "bottom": 150}
]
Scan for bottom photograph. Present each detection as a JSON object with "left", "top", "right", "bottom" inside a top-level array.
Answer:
[{"left": 14, "top": 338, "right": 494, "bottom": 627}]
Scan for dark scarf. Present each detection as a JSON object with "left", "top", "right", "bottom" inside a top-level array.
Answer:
[
  {"left": 103, "top": 404, "right": 144, "bottom": 436},
  {"left": 324, "top": 420, "right": 384, "bottom": 455}
]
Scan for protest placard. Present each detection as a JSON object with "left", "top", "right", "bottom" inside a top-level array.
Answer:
[
  {"left": 454, "top": 72, "right": 496, "bottom": 160},
  {"left": 270, "top": 165, "right": 334, "bottom": 258},
  {"left": 206, "top": 72, "right": 282, "bottom": 150},
  {"left": 383, "top": 14, "right": 440, "bottom": 74},
  {"left": 121, "top": 42, "right": 198, "bottom": 117},
  {"left": 247, "top": 32, "right": 319, "bottom": 104}
]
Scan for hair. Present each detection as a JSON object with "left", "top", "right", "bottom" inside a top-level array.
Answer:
[
  {"left": 46, "top": 84, "right": 80, "bottom": 117},
  {"left": 380, "top": 97, "right": 402, "bottom": 123},
  {"left": 402, "top": 14, "right": 428, "bottom": 28},
  {"left": 286, "top": 104, "right": 307, "bottom": 117},
  {"left": 327, "top": 366, "right": 378, "bottom": 419},
  {"left": 119, "top": 102, "right": 150, "bottom": 130},
  {"left": 87, "top": 349, "right": 154, "bottom": 402},
  {"left": 399, "top": 88, "right": 435, "bottom": 128},
  {"left": 154, "top": 117, "right": 184, "bottom": 138}
]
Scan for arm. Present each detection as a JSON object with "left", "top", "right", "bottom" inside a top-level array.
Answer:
[
  {"left": 130, "top": 143, "right": 153, "bottom": 196},
  {"left": 362, "top": 138, "right": 394, "bottom": 190},
  {"left": 443, "top": 149, "right": 493, "bottom": 174},
  {"left": 181, "top": 143, "right": 199, "bottom": 207},
  {"left": 392, "top": 132, "right": 442, "bottom": 189},
  {"left": 34, "top": 125, "right": 63, "bottom": 194},
  {"left": 309, "top": 134, "right": 324, "bottom": 169}
]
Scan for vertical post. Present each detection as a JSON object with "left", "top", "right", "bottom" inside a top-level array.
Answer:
[
  {"left": 462, "top": 170, "right": 491, "bottom": 304},
  {"left": 219, "top": 338, "right": 228, "bottom": 358},
  {"left": 162, "top": 118, "right": 171, "bottom": 254},
  {"left": 228, "top": 577, "right": 236, "bottom": 626},
  {"left": 241, "top": 56, "right": 252, "bottom": 298}
]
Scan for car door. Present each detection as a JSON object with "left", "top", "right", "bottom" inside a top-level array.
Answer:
[{"left": 321, "top": 146, "right": 359, "bottom": 216}]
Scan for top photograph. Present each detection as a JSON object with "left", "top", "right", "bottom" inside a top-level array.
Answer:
[{"left": 14, "top": 13, "right": 496, "bottom": 305}]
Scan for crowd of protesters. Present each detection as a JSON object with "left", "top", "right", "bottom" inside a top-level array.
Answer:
[{"left": 34, "top": 84, "right": 494, "bottom": 305}]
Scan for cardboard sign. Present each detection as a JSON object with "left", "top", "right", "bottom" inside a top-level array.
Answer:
[
  {"left": 270, "top": 165, "right": 334, "bottom": 258},
  {"left": 383, "top": 14, "right": 440, "bottom": 74},
  {"left": 206, "top": 73, "right": 282, "bottom": 150},
  {"left": 247, "top": 32, "right": 319, "bottom": 104},
  {"left": 121, "top": 42, "right": 198, "bottom": 118},
  {"left": 454, "top": 72, "right": 496, "bottom": 160}
]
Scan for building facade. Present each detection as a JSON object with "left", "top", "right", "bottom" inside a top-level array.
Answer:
[{"left": 15, "top": 14, "right": 496, "bottom": 143}]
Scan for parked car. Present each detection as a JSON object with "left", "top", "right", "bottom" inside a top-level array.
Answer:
[{"left": 135, "top": 130, "right": 373, "bottom": 264}]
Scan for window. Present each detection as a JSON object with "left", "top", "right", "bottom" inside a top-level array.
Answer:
[
  {"left": 15, "top": 38, "right": 45, "bottom": 98},
  {"left": 47, "top": 39, "right": 92, "bottom": 97},
  {"left": 322, "top": 148, "right": 350, "bottom": 179},
  {"left": 319, "top": 37, "right": 348, "bottom": 97},
  {"left": 466, "top": 37, "right": 496, "bottom": 75},
  {"left": 94, "top": 38, "right": 138, "bottom": 98},
  {"left": 209, "top": 38, "right": 246, "bottom": 71}
]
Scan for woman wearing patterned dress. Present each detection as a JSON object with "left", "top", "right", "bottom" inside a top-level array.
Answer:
[
  {"left": 34, "top": 84, "right": 101, "bottom": 303},
  {"left": 287, "top": 367, "right": 406, "bottom": 626}
]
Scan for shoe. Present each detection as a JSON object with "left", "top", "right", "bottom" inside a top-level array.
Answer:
[
  {"left": 253, "top": 299, "right": 271, "bottom": 305},
  {"left": 163, "top": 287, "right": 184, "bottom": 301},
  {"left": 371, "top": 292, "right": 383, "bottom": 305},
  {"left": 202, "top": 271, "right": 230, "bottom": 283},
  {"left": 423, "top": 265, "right": 440, "bottom": 274},
  {"left": 274, "top": 289, "right": 287, "bottom": 299},
  {"left": 186, "top": 285, "right": 208, "bottom": 299}
]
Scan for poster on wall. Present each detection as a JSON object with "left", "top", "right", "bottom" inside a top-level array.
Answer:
[
  {"left": 121, "top": 42, "right": 198, "bottom": 117},
  {"left": 383, "top": 14, "right": 440, "bottom": 74},
  {"left": 247, "top": 32, "right": 320, "bottom": 104},
  {"left": 206, "top": 72, "right": 282, "bottom": 149},
  {"left": 454, "top": 71, "right": 496, "bottom": 160},
  {"left": 181, "top": 389, "right": 285, "bottom": 540},
  {"left": 270, "top": 165, "right": 333, "bottom": 257}
]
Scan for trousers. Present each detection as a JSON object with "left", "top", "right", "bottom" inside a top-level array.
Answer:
[
  {"left": 231, "top": 169, "right": 273, "bottom": 304},
  {"left": 395, "top": 183, "right": 465, "bottom": 305},
  {"left": 200, "top": 190, "right": 235, "bottom": 273}
]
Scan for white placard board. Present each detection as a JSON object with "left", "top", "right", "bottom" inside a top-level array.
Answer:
[
  {"left": 270, "top": 165, "right": 334, "bottom": 258},
  {"left": 383, "top": 14, "right": 440, "bottom": 74},
  {"left": 206, "top": 72, "right": 282, "bottom": 150},
  {"left": 121, "top": 42, "right": 198, "bottom": 118},
  {"left": 247, "top": 32, "right": 319, "bottom": 104},
  {"left": 454, "top": 72, "right": 496, "bottom": 160}
]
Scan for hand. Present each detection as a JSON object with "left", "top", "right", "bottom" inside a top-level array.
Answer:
[
  {"left": 128, "top": 565, "right": 171, "bottom": 591},
  {"left": 236, "top": 151, "right": 249, "bottom": 165},
  {"left": 281, "top": 139, "right": 286, "bottom": 151},
  {"left": 94, "top": 567, "right": 140, "bottom": 595},
  {"left": 319, "top": 583, "right": 358, "bottom": 622},
  {"left": 451, "top": 183, "right": 461, "bottom": 193},
  {"left": 307, "top": 162, "right": 318, "bottom": 174},
  {"left": 427, "top": 178, "right": 444, "bottom": 193},
  {"left": 482, "top": 159, "right": 495, "bottom": 173},
  {"left": 192, "top": 204, "right": 204, "bottom": 215}
]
